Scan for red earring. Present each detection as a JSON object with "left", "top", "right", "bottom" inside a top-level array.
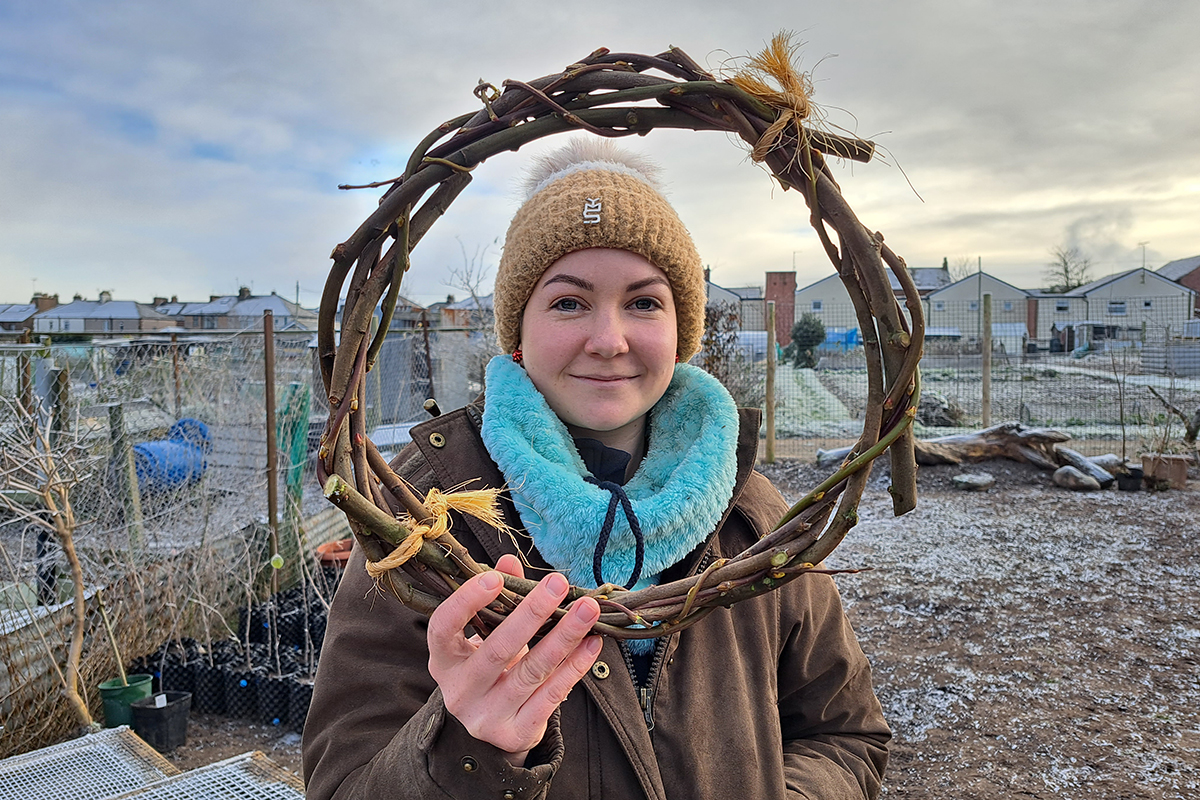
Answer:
[
  {"left": 512, "top": 349, "right": 523, "bottom": 364},
  {"left": 675, "top": 354, "right": 680, "bottom": 363}
]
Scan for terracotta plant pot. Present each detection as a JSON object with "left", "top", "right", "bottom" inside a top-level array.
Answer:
[{"left": 316, "top": 538, "right": 353, "bottom": 565}]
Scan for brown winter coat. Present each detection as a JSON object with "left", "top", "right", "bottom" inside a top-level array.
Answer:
[{"left": 302, "top": 403, "right": 890, "bottom": 799}]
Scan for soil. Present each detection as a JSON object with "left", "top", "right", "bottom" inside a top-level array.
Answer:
[
  {"left": 162, "top": 455, "right": 1200, "bottom": 798},
  {"left": 762, "top": 456, "right": 1200, "bottom": 799}
]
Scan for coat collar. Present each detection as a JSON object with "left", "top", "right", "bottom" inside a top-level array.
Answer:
[{"left": 408, "top": 402, "right": 762, "bottom": 577}]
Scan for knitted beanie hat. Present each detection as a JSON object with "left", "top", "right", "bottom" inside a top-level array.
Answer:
[{"left": 494, "top": 139, "right": 706, "bottom": 361}]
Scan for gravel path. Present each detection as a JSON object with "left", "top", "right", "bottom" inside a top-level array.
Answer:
[{"left": 762, "top": 457, "right": 1200, "bottom": 799}]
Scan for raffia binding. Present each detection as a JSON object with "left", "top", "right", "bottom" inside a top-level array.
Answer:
[
  {"left": 364, "top": 487, "right": 508, "bottom": 580},
  {"left": 728, "top": 32, "right": 815, "bottom": 163}
]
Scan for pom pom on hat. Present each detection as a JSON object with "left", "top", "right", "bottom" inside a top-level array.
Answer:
[{"left": 494, "top": 139, "right": 707, "bottom": 361}]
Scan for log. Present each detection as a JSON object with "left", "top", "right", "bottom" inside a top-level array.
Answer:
[
  {"left": 1055, "top": 446, "right": 1115, "bottom": 489},
  {"left": 816, "top": 422, "right": 1070, "bottom": 470}
]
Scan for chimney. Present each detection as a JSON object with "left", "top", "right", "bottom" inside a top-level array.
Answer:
[
  {"left": 99, "top": 290, "right": 112, "bottom": 304},
  {"left": 764, "top": 271, "right": 797, "bottom": 345},
  {"left": 152, "top": 296, "right": 168, "bottom": 307},
  {"left": 170, "top": 295, "right": 178, "bottom": 303},
  {"left": 238, "top": 286, "right": 252, "bottom": 301},
  {"left": 33, "top": 293, "right": 59, "bottom": 312},
  {"left": 73, "top": 293, "right": 84, "bottom": 301}
]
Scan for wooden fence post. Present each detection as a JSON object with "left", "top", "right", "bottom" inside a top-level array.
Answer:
[
  {"left": 765, "top": 301, "right": 776, "bottom": 464},
  {"left": 982, "top": 293, "right": 992, "bottom": 426}
]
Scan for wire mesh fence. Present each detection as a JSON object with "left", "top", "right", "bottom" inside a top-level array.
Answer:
[
  {"left": 1, "top": 299, "right": 1197, "bottom": 757},
  {"left": 766, "top": 294, "right": 1200, "bottom": 460}
]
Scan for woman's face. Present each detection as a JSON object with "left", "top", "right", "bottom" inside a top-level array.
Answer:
[{"left": 519, "top": 248, "right": 677, "bottom": 451}]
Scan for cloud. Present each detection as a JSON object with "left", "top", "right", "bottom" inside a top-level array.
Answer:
[{"left": 2, "top": 0, "right": 1198, "bottom": 307}]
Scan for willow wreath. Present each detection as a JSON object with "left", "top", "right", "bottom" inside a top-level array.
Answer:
[{"left": 317, "top": 35, "right": 924, "bottom": 640}]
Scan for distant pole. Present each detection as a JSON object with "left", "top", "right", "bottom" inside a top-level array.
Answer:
[
  {"left": 171, "top": 332, "right": 181, "bottom": 418},
  {"left": 421, "top": 309, "right": 435, "bottom": 401},
  {"left": 108, "top": 403, "right": 145, "bottom": 556},
  {"left": 765, "top": 301, "right": 776, "bottom": 464},
  {"left": 263, "top": 310, "right": 280, "bottom": 594},
  {"left": 1138, "top": 241, "right": 1149, "bottom": 271},
  {"left": 982, "top": 294, "right": 993, "bottom": 426},
  {"left": 976, "top": 256, "right": 983, "bottom": 344}
]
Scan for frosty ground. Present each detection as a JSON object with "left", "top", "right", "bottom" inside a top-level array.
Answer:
[{"left": 168, "top": 456, "right": 1200, "bottom": 798}]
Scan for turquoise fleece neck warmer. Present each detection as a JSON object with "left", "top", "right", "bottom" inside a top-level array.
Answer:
[{"left": 480, "top": 355, "right": 739, "bottom": 594}]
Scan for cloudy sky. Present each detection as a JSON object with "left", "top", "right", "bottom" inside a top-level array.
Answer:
[{"left": 2, "top": 0, "right": 1197, "bottom": 308}]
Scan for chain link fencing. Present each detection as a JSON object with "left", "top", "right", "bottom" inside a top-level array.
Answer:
[
  {"left": 763, "top": 295, "right": 1200, "bottom": 460},
  {"left": 1, "top": 300, "right": 1197, "bottom": 756}
]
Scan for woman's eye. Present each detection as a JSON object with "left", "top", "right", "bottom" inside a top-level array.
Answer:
[
  {"left": 632, "top": 298, "right": 659, "bottom": 311},
  {"left": 552, "top": 298, "right": 580, "bottom": 311}
]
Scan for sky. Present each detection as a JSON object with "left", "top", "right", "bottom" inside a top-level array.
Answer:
[{"left": 2, "top": 0, "right": 1198, "bottom": 309}]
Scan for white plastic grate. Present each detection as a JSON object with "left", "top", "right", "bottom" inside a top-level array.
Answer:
[
  {"left": 0, "top": 726, "right": 179, "bottom": 800},
  {"left": 104, "top": 751, "right": 304, "bottom": 800}
]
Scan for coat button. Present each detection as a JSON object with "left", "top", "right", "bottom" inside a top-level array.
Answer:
[
  {"left": 461, "top": 756, "right": 478, "bottom": 772},
  {"left": 429, "top": 432, "right": 446, "bottom": 448},
  {"left": 591, "top": 660, "right": 610, "bottom": 679},
  {"left": 502, "top": 792, "right": 516, "bottom": 800}
]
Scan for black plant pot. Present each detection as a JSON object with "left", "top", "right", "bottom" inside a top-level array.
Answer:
[
  {"left": 278, "top": 608, "right": 306, "bottom": 650},
  {"left": 223, "top": 668, "right": 258, "bottom": 719},
  {"left": 289, "top": 679, "right": 315, "bottom": 734},
  {"left": 238, "top": 603, "right": 276, "bottom": 645},
  {"left": 257, "top": 675, "right": 292, "bottom": 727},
  {"left": 1117, "top": 465, "right": 1143, "bottom": 491},
  {"left": 161, "top": 662, "right": 194, "bottom": 694},
  {"left": 192, "top": 662, "right": 227, "bottom": 715},
  {"left": 131, "top": 692, "right": 191, "bottom": 752}
]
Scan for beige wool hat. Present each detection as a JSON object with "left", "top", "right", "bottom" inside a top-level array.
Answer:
[{"left": 494, "top": 140, "right": 706, "bottom": 361}]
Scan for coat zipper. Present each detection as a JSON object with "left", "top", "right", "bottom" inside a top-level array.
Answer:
[
  {"left": 620, "top": 640, "right": 667, "bottom": 732},
  {"left": 620, "top": 548, "right": 715, "bottom": 732}
]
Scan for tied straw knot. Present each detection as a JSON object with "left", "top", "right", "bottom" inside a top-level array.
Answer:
[
  {"left": 365, "top": 486, "right": 507, "bottom": 579},
  {"left": 728, "top": 32, "right": 815, "bottom": 164}
]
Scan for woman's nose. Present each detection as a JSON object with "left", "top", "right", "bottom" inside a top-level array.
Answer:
[{"left": 584, "top": 309, "right": 630, "bottom": 358}]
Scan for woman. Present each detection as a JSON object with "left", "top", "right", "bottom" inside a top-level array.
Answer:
[{"left": 303, "top": 140, "right": 890, "bottom": 799}]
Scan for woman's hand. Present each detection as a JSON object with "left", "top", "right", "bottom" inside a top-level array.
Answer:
[{"left": 427, "top": 553, "right": 603, "bottom": 766}]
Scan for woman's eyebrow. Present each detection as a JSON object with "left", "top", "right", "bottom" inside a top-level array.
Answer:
[
  {"left": 626, "top": 276, "right": 670, "bottom": 292},
  {"left": 542, "top": 274, "right": 594, "bottom": 291}
]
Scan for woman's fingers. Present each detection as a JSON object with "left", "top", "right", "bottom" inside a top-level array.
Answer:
[
  {"left": 495, "top": 552, "right": 525, "bottom": 579},
  {"left": 427, "top": 570, "right": 507, "bottom": 670},
  {"left": 514, "top": 632, "right": 603, "bottom": 733},
  {"left": 466, "top": 572, "right": 572, "bottom": 683},
  {"left": 500, "top": 596, "right": 600, "bottom": 701}
]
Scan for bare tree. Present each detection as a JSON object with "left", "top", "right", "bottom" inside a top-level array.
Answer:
[
  {"left": 0, "top": 396, "right": 99, "bottom": 729},
  {"left": 449, "top": 237, "right": 499, "bottom": 330},
  {"left": 448, "top": 237, "right": 501, "bottom": 391},
  {"left": 947, "top": 256, "right": 976, "bottom": 283},
  {"left": 1044, "top": 246, "right": 1092, "bottom": 293}
]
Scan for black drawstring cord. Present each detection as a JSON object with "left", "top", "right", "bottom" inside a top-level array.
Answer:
[{"left": 584, "top": 476, "right": 645, "bottom": 589}]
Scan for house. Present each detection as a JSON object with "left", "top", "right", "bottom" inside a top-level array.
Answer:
[
  {"left": 163, "top": 288, "right": 318, "bottom": 331},
  {"left": 334, "top": 294, "right": 427, "bottom": 332},
  {"left": 32, "top": 292, "right": 174, "bottom": 334},
  {"left": 1032, "top": 268, "right": 1195, "bottom": 342},
  {"left": 795, "top": 263, "right": 952, "bottom": 334},
  {"left": 893, "top": 265, "right": 953, "bottom": 297},
  {"left": 1157, "top": 255, "right": 1200, "bottom": 314},
  {"left": 794, "top": 273, "right": 859, "bottom": 331},
  {"left": 706, "top": 280, "right": 765, "bottom": 331},
  {"left": 924, "top": 273, "right": 1032, "bottom": 341},
  {"left": 440, "top": 293, "right": 494, "bottom": 328},
  {"left": 0, "top": 294, "right": 56, "bottom": 331}
]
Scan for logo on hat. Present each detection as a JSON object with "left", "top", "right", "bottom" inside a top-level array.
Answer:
[{"left": 582, "top": 198, "right": 602, "bottom": 224}]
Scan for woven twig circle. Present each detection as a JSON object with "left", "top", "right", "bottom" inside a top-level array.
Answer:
[{"left": 317, "top": 41, "right": 924, "bottom": 639}]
